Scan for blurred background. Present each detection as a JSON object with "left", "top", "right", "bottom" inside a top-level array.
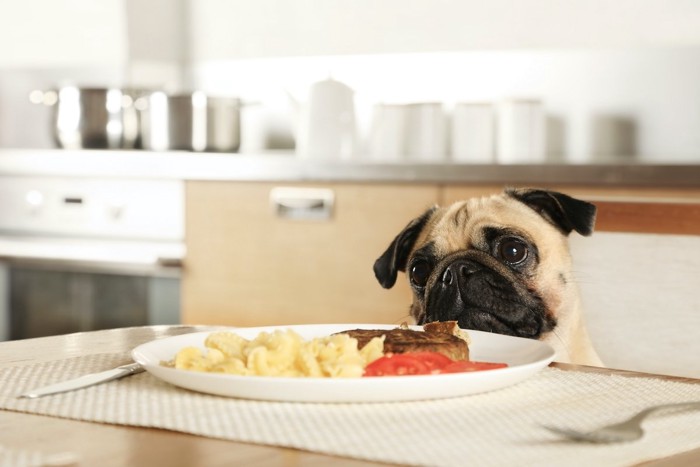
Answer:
[{"left": 1, "top": 0, "right": 700, "bottom": 163}]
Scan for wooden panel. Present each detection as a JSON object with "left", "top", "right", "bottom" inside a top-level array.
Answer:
[
  {"left": 594, "top": 200, "right": 700, "bottom": 235},
  {"left": 441, "top": 184, "right": 700, "bottom": 235},
  {"left": 183, "top": 181, "right": 439, "bottom": 327}
]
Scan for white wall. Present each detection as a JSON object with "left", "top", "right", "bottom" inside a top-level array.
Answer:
[
  {"left": 189, "top": 0, "right": 700, "bottom": 59},
  {"left": 0, "top": 0, "right": 127, "bottom": 68},
  {"left": 124, "top": 0, "right": 190, "bottom": 90}
]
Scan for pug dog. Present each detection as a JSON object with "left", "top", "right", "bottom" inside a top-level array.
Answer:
[{"left": 374, "top": 188, "right": 602, "bottom": 366}]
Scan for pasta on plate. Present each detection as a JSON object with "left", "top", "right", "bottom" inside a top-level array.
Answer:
[{"left": 169, "top": 329, "right": 385, "bottom": 378}]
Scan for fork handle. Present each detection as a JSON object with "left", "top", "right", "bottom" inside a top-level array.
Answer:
[{"left": 631, "top": 401, "right": 700, "bottom": 424}]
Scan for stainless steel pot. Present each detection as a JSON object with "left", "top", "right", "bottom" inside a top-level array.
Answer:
[
  {"left": 31, "top": 86, "right": 141, "bottom": 149},
  {"left": 137, "top": 91, "right": 241, "bottom": 152}
]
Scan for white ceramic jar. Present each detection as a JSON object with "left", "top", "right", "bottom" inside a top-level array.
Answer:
[
  {"left": 451, "top": 102, "right": 495, "bottom": 163},
  {"left": 404, "top": 102, "right": 447, "bottom": 163},
  {"left": 367, "top": 103, "right": 408, "bottom": 162},
  {"left": 496, "top": 99, "right": 546, "bottom": 164}
]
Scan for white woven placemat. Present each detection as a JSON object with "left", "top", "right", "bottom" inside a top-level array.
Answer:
[{"left": 1, "top": 353, "right": 699, "bottom": 467}]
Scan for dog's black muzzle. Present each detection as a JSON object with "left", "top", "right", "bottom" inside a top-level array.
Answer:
[{"left": 422, "top": 252, "right": 553, "bottom": 339}]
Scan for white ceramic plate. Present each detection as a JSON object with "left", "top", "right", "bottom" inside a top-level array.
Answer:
[{"left": 131, "top": 324, "right": 555, "bottom": 403}]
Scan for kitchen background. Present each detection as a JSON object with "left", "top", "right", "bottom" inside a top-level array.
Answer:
[
  {"left": 1, "top": 0, "right": 700, "bottom": 163},
  {"left": 0, "top": 0, "right": 699, "bottom": 378}
]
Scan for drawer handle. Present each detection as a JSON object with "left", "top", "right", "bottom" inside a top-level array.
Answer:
[{"left": 270, "top": 187, "right": 334, "bottom": 220}]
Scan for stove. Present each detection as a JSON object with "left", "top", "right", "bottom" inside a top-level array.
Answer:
[{"left": 0, "top": 175, "right": 185, "bottom": 340}]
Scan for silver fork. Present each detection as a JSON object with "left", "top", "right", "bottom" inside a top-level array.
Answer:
[{"left": 542, "top": 401, "right": 700, "bottom": 443}]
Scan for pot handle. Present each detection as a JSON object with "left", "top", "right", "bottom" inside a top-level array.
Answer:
[{"left": 28, "top": 90, "right": 58, "bottom": 106}]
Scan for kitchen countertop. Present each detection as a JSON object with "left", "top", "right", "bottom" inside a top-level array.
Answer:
[{"left": 1, "top": 148, "right": 699, "bottom": 186}]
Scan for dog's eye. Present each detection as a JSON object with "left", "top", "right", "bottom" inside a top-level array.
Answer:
[
  {"left": 410, "top": 260, "right": 431, "bottom": 288},
  {"left": 497, "top": 238, "right": 528, "bottom": 265}
]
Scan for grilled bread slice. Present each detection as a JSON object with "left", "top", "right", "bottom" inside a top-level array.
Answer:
[{"left": 339, "top": 321, "right": 469, "bottom": 361}]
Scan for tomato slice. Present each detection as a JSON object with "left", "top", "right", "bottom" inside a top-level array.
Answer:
[
  {"left": 364, "top": 354, "right": 431, "bottom": 376},
  {"left": 363, "top": 351, "right": 507, "bottom": 377},
  {"left": 440, "top": 360, "right": 508, "bottom": 374},
  {"left": 403, "top": 352, "right": 453, "bottom": 373}
]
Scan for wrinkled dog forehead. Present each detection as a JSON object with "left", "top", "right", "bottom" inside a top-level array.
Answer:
[
  {"left": 416, "top": 194, "right": 563, "bottom": 256},
  {"left": 373, "top": 188, "right": 595, "bottom": 291}
]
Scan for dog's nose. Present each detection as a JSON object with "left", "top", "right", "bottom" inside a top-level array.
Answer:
[
  {"left": 441, "top": 260, "right": 482, "bottom": 285},
  {"left": 441, "top": 268, "right": 453, "bottom": 285}
]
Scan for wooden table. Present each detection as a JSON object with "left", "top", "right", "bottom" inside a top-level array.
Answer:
[{"left": 1, "top": 326, "right": 698, "bottom": 467}]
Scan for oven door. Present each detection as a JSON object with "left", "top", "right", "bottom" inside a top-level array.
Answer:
[{"left": 0, "top": 237, "right": 184, "bottom": 341}]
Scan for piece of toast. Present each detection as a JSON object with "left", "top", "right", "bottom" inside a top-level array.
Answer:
[{"left": 339, "top": 321, "right": 469, "bottom": 361}]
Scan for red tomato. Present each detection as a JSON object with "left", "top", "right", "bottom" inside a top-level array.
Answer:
[
  {"left": 403, "top": 352, "right": 453, "bottom": 373},
  {"left": 364, "top": 353, "right": 431, "bottom": 376},
  {"left": 363, "top": 351, "right": 508, "bottom": 377},
  {"left": 440, "top": 360, "right": 508, "bottom": 373}
]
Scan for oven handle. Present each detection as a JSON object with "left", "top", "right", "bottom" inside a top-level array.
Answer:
[
  {"left": 0, "top": 253, "right": 184, "bottom": 267},
  {"left": 155, "top": 257, "right": 183, "bottom": 268},
  {"left": 0, "top": 239, "right": 185, "bottom": 273},
  {"left": 0, "top": 254, "right": 184, "bottom": 276}
]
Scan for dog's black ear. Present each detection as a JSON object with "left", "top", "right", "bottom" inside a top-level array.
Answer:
[
  {"left": 507, "top": 188, "right": 596, "bottom": 236},
  {"left": 373, "top": 207, "right": 436, "bottom": 289}
]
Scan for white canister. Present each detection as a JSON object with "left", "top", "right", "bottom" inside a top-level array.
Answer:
[
  {"left": 404, "top": 103, "right": 447, "bottom": 163},
  {"left": 367, "top": 103, "right": 407, "bottom": 162},
  {"left": 451, "top": 102, "right": 495, "bottom": 163},
  {"left": 296, "top": 78, "right": 358, "bottom": 161},
  {"left": 496, "top": 99, "right": 546, "bottom": 164}
]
